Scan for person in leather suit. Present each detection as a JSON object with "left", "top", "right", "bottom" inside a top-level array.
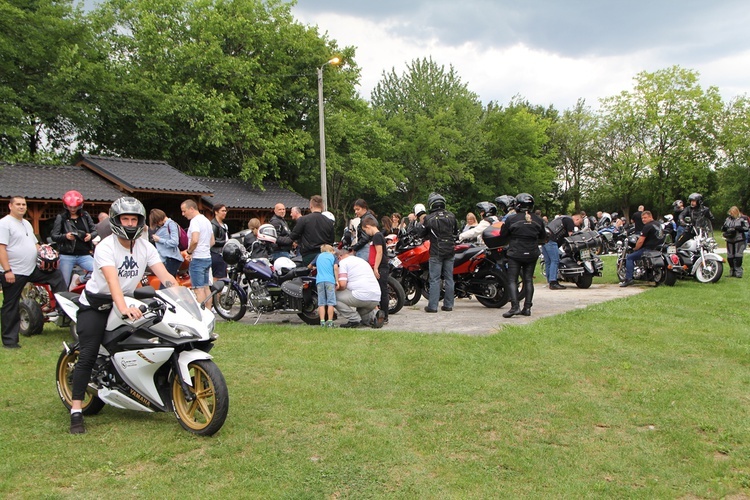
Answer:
[
  {"left": 416, "top": 193, "right": 459, "bottom": 313},
  {"left": 500, "top": 193, "right": 546, "bottom": 317},
  {"left": 676, "top": 192, "right": 714, "bottom": 248}
]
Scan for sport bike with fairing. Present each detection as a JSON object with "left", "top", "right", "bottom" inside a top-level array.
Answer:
[{"left": 54, "top": 283, "right": 228, "bottom": 436}]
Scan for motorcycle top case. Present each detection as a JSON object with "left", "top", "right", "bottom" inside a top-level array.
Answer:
[
  {"left": 482, "top": 221, "right": 507, "bottom": 249},
  {"left": 563, "top": 230, "right": 601, "bottom": 253}
]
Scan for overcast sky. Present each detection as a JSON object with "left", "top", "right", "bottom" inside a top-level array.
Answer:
[{"left": 290, "top": 0, "right": 750, "bottom": 110}]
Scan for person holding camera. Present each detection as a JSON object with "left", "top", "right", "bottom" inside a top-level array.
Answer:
[{"left": 51, "top": 190, "right": 97, "bottom": 288}]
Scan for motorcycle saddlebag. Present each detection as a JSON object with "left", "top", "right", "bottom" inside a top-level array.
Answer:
[
  {"left": 563, "top": 230, "right": 601, "bottom": 253},
  {"left": 643, "top": 250, "right": 665, "bottom": 268},
  {"left": 281, "top": 278, "right": 306, "bottom": 310},
  {"left": 482, "top": 221, "right": 507, "bottom": 249}
]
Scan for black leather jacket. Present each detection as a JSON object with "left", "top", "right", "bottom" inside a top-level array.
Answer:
[{"left": 50, "top": 210, "right": 97, "bottom": 255}]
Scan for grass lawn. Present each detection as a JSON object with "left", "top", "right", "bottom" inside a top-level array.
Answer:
[{"left": 1, "top": 261, "right": 749, "bottom": 498}]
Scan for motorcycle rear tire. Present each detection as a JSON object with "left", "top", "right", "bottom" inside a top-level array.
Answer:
[
  {"left": 695, "top": 260, "right": 723, "bottom": 283},
  {"left": 212, "top": 286, "right": 247, "bottom": 321},
  {"left": 387, "top": 276, "right": 405, "bottom": 315},
  {"left": 171, "top": 359, "right": 228, "bottom": 436},
  {"left": 298, "top": 288, "right": 324, "bottom": 325},
  {"left": 474, "top": 270, "right": 510, "bottom": 308},
  {"left": 19, "top": 298, "right": 45, "bottom": 336},
  {"left": 664, "top": 269, "right": 678, "bottom": 286},
  {"left": 575, "top": 273, "right": 593, "bottom": 289},
  {"left": 55, "top": 347, "right": 105, "bottom": 415}
]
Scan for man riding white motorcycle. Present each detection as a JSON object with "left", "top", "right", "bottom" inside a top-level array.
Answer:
[{"left": 68, "top": 197, "right": 177, "bottom": 434}]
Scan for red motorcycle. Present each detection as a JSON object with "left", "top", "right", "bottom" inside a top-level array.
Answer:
[
  {"left": 389, "top": 233, "right": 509, "bottom": 308},
  {"left": 20, "top": 276, "right": 85, "bottom": 338}
]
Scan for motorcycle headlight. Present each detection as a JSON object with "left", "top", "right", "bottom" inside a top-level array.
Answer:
[
  {"left": 168, "top": 323, "right": 201, "bottom": 339},
  {"left": 207, "top": 316, "right": 216, "bottom": 334}
]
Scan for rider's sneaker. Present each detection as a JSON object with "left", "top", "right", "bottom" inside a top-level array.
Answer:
[{"left": 70, "top": 412, "right": 86, "bottom": 434}]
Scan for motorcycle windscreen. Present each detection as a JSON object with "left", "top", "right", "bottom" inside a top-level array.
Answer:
[{"left": 158, "top": 286, "right": 202, "bottom": 321}]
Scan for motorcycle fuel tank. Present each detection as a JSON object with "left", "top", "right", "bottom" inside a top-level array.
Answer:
[{"left": 244, "top": 259, "right": 274, "bottom": 280}]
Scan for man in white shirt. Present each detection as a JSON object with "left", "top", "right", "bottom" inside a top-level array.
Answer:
[
  {"left": 181, "top": 199, "right": 214, "bottom": 304},
  {"left": 334, "top": 248, "right": 385, "bottom": 328},
  {"left": 0, "top": 196, "right": 66, "bottom": 349}
]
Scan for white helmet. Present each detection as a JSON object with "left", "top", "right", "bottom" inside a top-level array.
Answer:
[
  {"left": 413, "top": 203, "right": 426, "bottom": 218},
  {"left": 322, "top": 211, "right": 335, "bottom": 222},
  {"left": 273, "top": 256, "right": 296, "bottom": 275},
  {"left": 257, "top": 223, "right": 277, "bottom": 243}
]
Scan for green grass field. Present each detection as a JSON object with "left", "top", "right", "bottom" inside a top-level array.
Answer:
[{"left": 1, "top": 261, "right": 748, "bottom": 498}]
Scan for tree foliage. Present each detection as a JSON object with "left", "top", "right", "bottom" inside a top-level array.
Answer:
[{"left": 371, "top": 58, "right": 484, "bottom": 211}]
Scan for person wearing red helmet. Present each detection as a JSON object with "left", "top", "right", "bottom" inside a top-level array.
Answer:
[{"left": 51, "top": 190, "right": 98, "bottom": 288}]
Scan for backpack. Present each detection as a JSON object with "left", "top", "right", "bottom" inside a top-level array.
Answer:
[{"left": 167, "top": 220, "right": 189, "bottom": 251}]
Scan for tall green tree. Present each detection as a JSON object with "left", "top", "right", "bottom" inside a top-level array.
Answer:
[
  {"left": 88, "top": 0, "right": 358, "bottom": 185},
  {"left": 479, "top": 98, "right": 557, "bottom": 211},
  {"left": 548, "top": 98, "right": 599, "bottom": 212},
  {"left": 0, "top": 0, "right": 103, "bottom": 162},
  {"left": 370, "top": 58, "right": 484, "bottom": 210},
  {"left": 716, "top": 95, "right": 750, "bottom": 213},
  {"left": 596, "top": 66, "right": 723, "bottom": 214}
]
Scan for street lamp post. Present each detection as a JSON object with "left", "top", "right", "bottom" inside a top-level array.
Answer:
[{"left": 317, "top": 57, "right": 339, "bottom": 212}]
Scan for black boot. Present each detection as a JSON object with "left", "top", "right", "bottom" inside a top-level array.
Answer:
[
  {"left": 520, "top": 304, "right": 531, "bottom": 316},
  {"left": 503, "top": 303, "right": 521, "bottom": 318}
]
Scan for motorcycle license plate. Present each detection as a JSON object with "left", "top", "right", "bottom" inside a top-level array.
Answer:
[
  {"left": 667, "top": 245, "right": 676, "bottom": 254},
  {"left": 390, "top": 256, "right": 402, "bottom": 268},
  {"left": 580, "top": 249, "right": 591, "bottom": 260}
]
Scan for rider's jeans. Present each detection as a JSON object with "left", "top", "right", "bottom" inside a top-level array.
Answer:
[
  {"left": 59, "top": 254, "right": 94, "bottom": 288},
  {"left": 428, "top": 255, "right": 454, "bottom": 311},
  {"left": 541, "top": 241, "right": 559, "bottom": 283},
  {"left": 625, "top": 248, "right": 646, "bottom": 281}
]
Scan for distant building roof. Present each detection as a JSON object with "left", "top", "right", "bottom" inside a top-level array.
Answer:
[
  {"left": 78, "top": 155, "right": 212, "bottom": 195},
  {"left": 194, "top": 177, "right": 309, "bottom": 210},
  {"left": 0, "top": 162, "right": 124, "bottom": 201}
]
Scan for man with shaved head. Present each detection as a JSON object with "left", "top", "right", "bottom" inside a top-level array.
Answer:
[{"left": 269, "top": 202, "right": 294, "bottom": 260}]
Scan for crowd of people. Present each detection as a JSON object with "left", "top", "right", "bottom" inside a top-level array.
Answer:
[{"left": 1, "top": 186, "right": 749, "bottom": 436}]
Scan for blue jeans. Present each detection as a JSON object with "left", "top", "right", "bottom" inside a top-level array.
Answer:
[
  {"left": 189, "top": 258, "right": 212, "bottom": 288},
  {"left": 541, "top": 241, "right": 559, "bottom": 283},
  {"left": 59, "top": 254, "right": 94, "bottom": 288},
  {"left": 355, "top": 245, "right": 370, "bottom": 261},
  {"left": 428, "top": 255, "right": 454, "bottom": 311},
  {"left": 625, "top": 248, "right": 645, "bottom": 281}
]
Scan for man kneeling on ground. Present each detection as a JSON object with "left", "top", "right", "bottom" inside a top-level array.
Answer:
[{"left": 334, "top": 248, "right": 385, "bottom": 328}]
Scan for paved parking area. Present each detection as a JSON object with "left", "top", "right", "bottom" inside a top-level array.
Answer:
[{"left": 236, "top": 282, "right": 646, "bottom": 336}]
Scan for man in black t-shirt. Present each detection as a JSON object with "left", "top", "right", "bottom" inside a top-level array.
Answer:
[
  {"left": 621, "top": 211, "right": 664, "bottom": 287},
  {"left": 631, "top": 205, "right": 645, "bottom": 233}
]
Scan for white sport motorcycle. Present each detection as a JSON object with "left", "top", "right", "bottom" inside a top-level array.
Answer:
[{"left": 54, "top": 283, "right": 229, "bottom": 436}]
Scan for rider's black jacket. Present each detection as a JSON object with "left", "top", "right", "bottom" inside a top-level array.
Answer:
[
  {"left": 290, "top": 211, "right": 335, "bottom": 257},
  {"left": 417, "top": 208, "right": 459, "bottom": 259},
  {"left": 269, "top": 214, "right": 293, "bottom": 253},
  {"left": 51, "top": 210, "right": 97, "bottom": 255},
  {"left": 679, "top": 206, "right": 714, "bottom": 227}
]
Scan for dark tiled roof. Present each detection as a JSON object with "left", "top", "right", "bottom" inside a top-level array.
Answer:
[
  {"left": 194, "top": 177, "right": 309, "bottom": 210},
  {"left": 78, "top": 155, "right": 212, "bottom": 195},
  {"left": 0, "top": 162, "right": 124, "bottom": 201}
]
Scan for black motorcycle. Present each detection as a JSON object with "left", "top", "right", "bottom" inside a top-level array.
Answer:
[
  {"left": 541, "top": 230, "right": 604, "bottom": 288},
  {"left": 616, "top": 232, "right": 668, "bottom": 285}
]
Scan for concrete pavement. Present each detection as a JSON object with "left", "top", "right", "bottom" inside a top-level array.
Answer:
[{"left": 236, "top": 282, "right": 647, "bottom": 336}]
